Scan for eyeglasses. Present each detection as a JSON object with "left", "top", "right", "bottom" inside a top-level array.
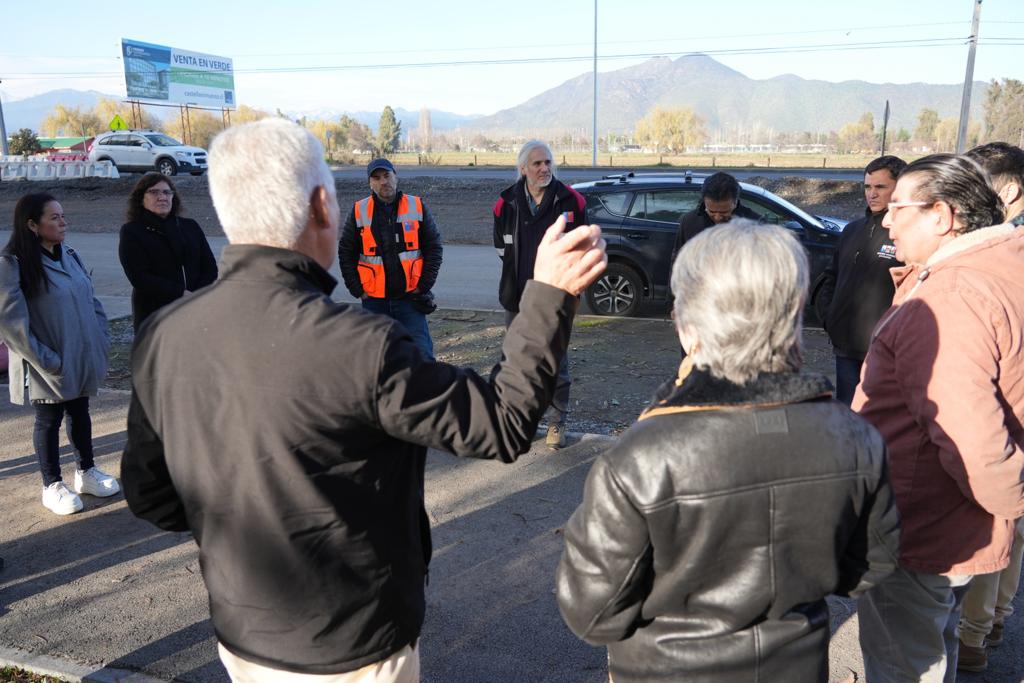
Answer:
[
  {"left": 887, "top": 200, "right": 932, "bottom": 214},
  {"left": 146, "top": 189, "right": 174, "bottom": 197}
]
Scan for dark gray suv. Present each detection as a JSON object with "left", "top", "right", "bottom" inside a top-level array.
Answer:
[{"left": 573, "top": 172, "right": 847, "bottom": 317}]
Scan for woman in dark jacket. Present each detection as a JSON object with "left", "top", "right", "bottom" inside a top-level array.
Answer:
[
  {"left": 118, "top": 173, "right": 217, "bottom": 330},
  {"left": 0, "top": 193, "right": 118, "bottom": 516},
  {"left": 556, "top": 220, "right": 901, "bottom": 682}
]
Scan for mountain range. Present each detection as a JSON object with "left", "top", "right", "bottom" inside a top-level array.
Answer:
[
  {"left": 459, "top": 54, "right": 987, "bottom": 137},
  {"left": 3, "top": 55, "right": 987, "bottom": 139}
]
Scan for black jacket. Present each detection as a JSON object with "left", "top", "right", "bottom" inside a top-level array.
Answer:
[
  {"left": 673, "top": 201, "right": 762, "bottom": 255},
  {"left": 557, "top": 368, "right": 900, "bottom": 683},
  {"left": 121, "top": 245, "right": 575, "bottom": 675},
  {"left": 338, "top": 191, "right": 443, "bottom": 299},
  {"left": 813, "top": 208, "right": 902, "bottom": 359},
  {"left": 119, "top": 210, "right": 218, "bottom": 330},
  {"left": 493, "top": 178, "right": 586, "bottom": 312}
]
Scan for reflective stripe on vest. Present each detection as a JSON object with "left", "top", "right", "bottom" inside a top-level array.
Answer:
[{"left": 355, "top": 194, "right": 424, "bottom": 298}]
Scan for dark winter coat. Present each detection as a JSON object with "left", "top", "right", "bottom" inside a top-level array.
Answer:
[
  {"left": 493, "top": 177, "right": 586, "bottom": 312},
  {"left": 118, "top": 210, "right": 218, "bottom": 330},
  {"left": 813, "top": 208, "right": 902, "bottom": 360},
  {"left": 121, "top": 244, "right": 575, "bottom": 675},
  {"left": 337, "top": 191, "right": 443, "bottom": 299},
  {"left": 673, "top": 201, "right": 762, "bottom": 255},
  {"left": 557, "top": 366, "right": 900, "bottom": 682}
]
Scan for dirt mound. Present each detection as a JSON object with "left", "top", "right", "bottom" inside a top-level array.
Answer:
[{"left": 0, "top": 173, "right": 865, "bottom": 245}]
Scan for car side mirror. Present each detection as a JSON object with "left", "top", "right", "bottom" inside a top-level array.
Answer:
[{"left": 142, "top": 142, "right": 152, "bottom": 150}]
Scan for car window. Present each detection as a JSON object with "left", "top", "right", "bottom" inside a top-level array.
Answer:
[
  {"left": 628, "top": 190, "right": 699, "bottom": 223},
  {"left": 126, "top": 136, "right": 148, "bottom": 147},
  {"left": 144, "top": 134, "right": 183, "bottom": 147},
  {"left": 590, "top": 192, "right": 631, "bottom": 216},
  {"left": 742, "top": 194, "right": 797, "bottom": 226},
  {"left": 100, "top": 135, "right": 126, "bottom": 146}
]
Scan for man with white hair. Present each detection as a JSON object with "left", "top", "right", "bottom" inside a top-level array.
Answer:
[
  {"left": 121, "top": 119, "right": 606, "bottom": 682},
  {"left": 493, "top": 140, "right": 587, "bottom": 448}
]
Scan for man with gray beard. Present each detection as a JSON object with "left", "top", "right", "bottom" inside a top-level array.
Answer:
[{"left": 494, "top": 140, "right": 587, "bottom": 449}]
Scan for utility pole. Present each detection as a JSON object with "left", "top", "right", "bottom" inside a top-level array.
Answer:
[
  {"left": 956, "top": 0, "right": 982, "bottom": 154},
  {"left": 591, "top": 0, "right": 597, "bottom": 167},
  {"left": 0, "top": 79, "right": 10, "bottom": 156}
]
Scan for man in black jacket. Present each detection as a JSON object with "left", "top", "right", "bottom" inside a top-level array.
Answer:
[
  {"left": 494, "top": 140, "right": 587, "bottom": 449},
  {"left": 813, "top": 155, "right": 906, "bottom": 405},
  {"left": 120, "top": 119, "right": 606, "bottom": 682},
  {"left": 338, "top": 158, "right": 442, "bottom": 359},
  {"left": 673, "top": 171, "right": 761, "bottom": 255}
]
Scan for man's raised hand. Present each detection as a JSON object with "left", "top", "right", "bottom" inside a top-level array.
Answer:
[{"left": 532, "top": 216, "right": 607, "bottom": 296}]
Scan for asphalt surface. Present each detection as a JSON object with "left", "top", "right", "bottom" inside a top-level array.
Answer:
[
  {"left": 3, "top": 390, "right": 1023, "bottom": 682},
  {"left": 0, "top": 233, "right": 653, "bottom": 321}
]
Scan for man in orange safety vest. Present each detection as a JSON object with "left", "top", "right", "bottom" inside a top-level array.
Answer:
[{"left": 339, "top": 158, "right": 443, "bottom": 359}]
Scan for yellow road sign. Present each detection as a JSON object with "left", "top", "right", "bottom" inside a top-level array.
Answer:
[{"left": 109, "top": 115, "right": 129, "bottom": 131}]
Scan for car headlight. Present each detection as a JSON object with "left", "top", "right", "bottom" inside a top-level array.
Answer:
[{"left": 175, "top": 151, "right": 190, "bottom": 158}]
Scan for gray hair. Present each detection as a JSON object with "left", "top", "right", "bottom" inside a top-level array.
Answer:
[
  {"left": 672, "top": 219, "right": 808, "bottom": 384},
  {"left": 208, "top": 118, "right": 335, "bottom": 248},
  {"left": 516, "top": 140, "right": 557, "bottom": 179}
]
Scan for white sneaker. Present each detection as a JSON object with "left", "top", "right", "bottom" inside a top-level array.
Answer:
[
  {"left": 73, "top": 467, "right": 121, "bottom": 497},
  {"left": 42, "top": 481, "right": 83, "bottom": 515}
]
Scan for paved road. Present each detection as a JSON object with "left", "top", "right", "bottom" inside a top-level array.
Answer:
[
  {"left": 0, "top": 232, "right": 659, "bottom": 321},
  {"left": 331, "top": 166, "right": 864, "bottom": 182},
  {"left": 0, "top": 232, "right": 512, "bottom": 322},
  {"left": 2, "top": 393, "right": 1022, "bottom": 682}
]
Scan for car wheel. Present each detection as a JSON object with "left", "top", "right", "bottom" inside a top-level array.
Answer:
[
  {"left": 585, "top": 263, "right": 643, "bottom": 317},
  {"left": 157, "top": 158, "right": 177, "bottom": 176}
]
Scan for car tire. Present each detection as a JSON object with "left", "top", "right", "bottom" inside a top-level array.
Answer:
[
  {"left": 157, "top": 158, "right": 177, "bottom": 176},
  {"left": 585, "top": 263, "right": 643, "bottom": 317}
]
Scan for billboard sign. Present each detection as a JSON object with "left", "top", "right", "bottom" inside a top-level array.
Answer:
[{"left": 122, "top": 39, "right": 235, "bottom": 107}]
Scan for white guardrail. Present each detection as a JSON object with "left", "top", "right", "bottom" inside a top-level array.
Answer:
[{"left": 0, "top": 156, "right": 119, "bottom": 181}]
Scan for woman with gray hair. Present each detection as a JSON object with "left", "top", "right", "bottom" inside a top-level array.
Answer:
[{"left": 556, "top": 220, "right": 901, "bottom": 682}]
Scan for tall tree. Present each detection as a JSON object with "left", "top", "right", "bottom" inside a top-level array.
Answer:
[
  {"left": 164, "top": 109, "right": 224, "bottom": 148},
  {"left": 40, "top": 104, "right": 104, "bottom": 137},
  {"left": 9, "top": 128, "right": 43, "bottom": 155},
  {"left": 335, "top": 115, "right": 371, "bottom": 152},
  {"left": 93, "top": 98, "right": 160, "bottom": 131},
  {"left": 377, "top": 106, "right": 402, "bottom": 155},
  {"left": 983, "top": 78, "right": 1024, "bottom": 145},
  {"left": 634, "top": 107, "right": 707, "bottom": 153},
  {"left": 913, "top": 108, "right": 939, "bottom": 147},
  {"left": 836, "top": 112, "right": 875, "bottom": 153},
  {"left": 232, "top": 105, "right": 271, "bottom": 125}
]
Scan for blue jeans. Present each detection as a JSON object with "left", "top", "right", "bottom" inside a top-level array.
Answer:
[
  {"left": 362, "top": 298, "right": 434, "bottom": 360},
  {"left": 834, "top": 355, "right": 863, "bottom": 406},
  {"left": 33, "top": 397, "right": 94, "bottom": 487}
]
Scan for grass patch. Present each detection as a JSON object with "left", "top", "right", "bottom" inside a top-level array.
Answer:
[
  {"left": 575, "top": 318, "right": 614, "bottom": 329},
  {"left": 0, "top": 667, "right": 65, "bottom": 682}
]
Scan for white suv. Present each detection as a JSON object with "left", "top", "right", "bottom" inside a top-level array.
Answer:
[{"left": 88, "top": 130, "right": 207, "bottom": 176}]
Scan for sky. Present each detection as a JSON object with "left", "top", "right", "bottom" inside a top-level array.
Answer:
[{"left": 1, "top": 0, "right": 1022, "bottom": 116}]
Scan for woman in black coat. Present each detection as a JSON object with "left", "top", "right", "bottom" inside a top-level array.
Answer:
[{"left": 119, "top": 173, "right": 218, "bottom": 330}]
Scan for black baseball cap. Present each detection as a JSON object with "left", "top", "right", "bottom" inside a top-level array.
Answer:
[{"left": 367, "top": 158, "right": 396, "bottom": 177}]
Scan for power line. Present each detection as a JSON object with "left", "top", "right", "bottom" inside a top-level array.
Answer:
[
  {"left": 3, "top": 19, "right": 1020, "bottom": 61},
  {"left": 0, "top": 36, "right": 977, "bottom": 80}
]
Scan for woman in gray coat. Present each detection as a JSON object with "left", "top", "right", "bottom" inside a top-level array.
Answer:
[{"left": 0, "top": 193, "right": 119, "bottom": 515}]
